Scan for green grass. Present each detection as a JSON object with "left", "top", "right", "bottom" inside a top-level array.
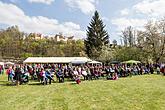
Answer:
[{"left": 0, "top": 74, "right": 165, "bottom": 110}]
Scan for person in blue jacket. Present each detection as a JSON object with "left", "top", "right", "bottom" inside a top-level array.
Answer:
[
  {"left": 45, "top": 69, "right": 54, "bottom": 84},
  {"left": 56, "top": 69, "right": 64, "bottom": 83}
]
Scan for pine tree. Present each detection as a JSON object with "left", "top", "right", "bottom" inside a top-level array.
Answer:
[{"left": 84, "top": 11, "right": 109, "bottom": 59}]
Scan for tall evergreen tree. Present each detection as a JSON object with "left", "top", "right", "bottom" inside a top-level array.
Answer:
[{"left": 84, "top": 11, "right": 109, "bottom": 59}]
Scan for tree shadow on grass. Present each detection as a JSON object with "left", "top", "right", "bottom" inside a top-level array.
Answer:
[
  {"left": 28, "top": 82, "right": 44, "bottom": 86},
  {"left": 28, "top": 81, "right": 60, "bottom": 86},
  {"left": 0, "top": 83, "right": 16, "bottom": 86},
  {"left": 0, "top": 82, "right": 44, "bottom": 86},
  {"left": 70, "top": 82, "right": 77, "bottom": 85}
]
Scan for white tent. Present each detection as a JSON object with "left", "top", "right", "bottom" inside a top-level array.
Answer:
[
  {"left": 70, "top": 59, "right": 86, "bottom": 64},
  {"left": 5, "top": 62, "right": 14, "bottom": 65},
  {"left": 23, "top": 57, "right": 92, "bottom": 64},
  {"left": 88, "top": 60, "right": 102, "bottom": 64},
  {"left": 0, "top": 62, "right": 4, "bottom": 66}
]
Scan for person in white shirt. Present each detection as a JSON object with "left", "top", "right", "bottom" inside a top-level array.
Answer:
[
  {"left": 82, "top": 67, "right": 87, "bottom": 80},
  {"left": 73, "top": 68, "right": 81, "bottom": 84}
]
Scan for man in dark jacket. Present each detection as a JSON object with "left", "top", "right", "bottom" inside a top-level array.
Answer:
[{"left": 15, "top": 67, "right": 22, "bottom": 86}]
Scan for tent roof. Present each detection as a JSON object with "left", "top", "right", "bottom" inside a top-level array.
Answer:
[
  {"left": 122, "top": 60, "right": 141, "bottom": 64},
  {"left": 23, "top": 57, "right": 92, "bottom": 64},
  {"left": 88, "top": 60, "right": 102, "bottom": 64},
  {"left": 5, "top": 62, "right": 14, "bottom": 65},
  {"left": 70, "top": 60, "right": 86, "bottom": 64},
  {"left": 0, "top": 62, "right": 4, "bottom": 65}
]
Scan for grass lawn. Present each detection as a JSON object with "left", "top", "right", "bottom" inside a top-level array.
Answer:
[{"left": 0, "top": 74, "right": 165, "bottom": 110}]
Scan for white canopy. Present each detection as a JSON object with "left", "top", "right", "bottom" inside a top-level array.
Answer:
[
  {"left": 70, "top": 59, "right": 86, "bottom": 64},
  {"left": 0, "top": 62, "right": 4, "bottom": 66},
  {"left": 5, "top": 62, "right": 14, "bottom": 65},
  {"left": 88, "top": 60, "right": 102, "bottom": 64},
  {"left": 23, "top": 57, "right": 92, "bottom": 64}
]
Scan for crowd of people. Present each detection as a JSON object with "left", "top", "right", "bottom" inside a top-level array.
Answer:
[{"left": 1, "top": 63, "right": 165, "bottom": 85}]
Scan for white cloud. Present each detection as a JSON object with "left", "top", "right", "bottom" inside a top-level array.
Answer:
[
  {"left": 0, "top": 1, "right": 85, "bottom": 38},
  {"left": 133, "top": 0, "right": 165, "bottom": 17},
  {"left": 28, "top": 0, "right": 55, "bottom": 5},
  {"left": 111, "top": 18, "right": 147, "bottom": 31},
  {"left": 10, "top": 0, "right": 18, "bottom": 3},
  {"left": 120, "top": 8, "right": 129, "bottom": 16},
  {"left": 102, "top": 16, "right": 109, "bottom": 22},
  {"left": 64, "top": 0, "right": 98, "bottom": 15},
  {"left": 111, "top": 0, "right": 165, "bottom": 32}
]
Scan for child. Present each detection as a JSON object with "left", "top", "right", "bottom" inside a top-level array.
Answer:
[
  {"left": 107, "top": 72, "right": 118, "bottom": 80},
  {"left": 113, "top": 72, "right": 118, "bottom": 80},
  {"left": 73, "top": 68, "right": 81, "bottom": 84}
]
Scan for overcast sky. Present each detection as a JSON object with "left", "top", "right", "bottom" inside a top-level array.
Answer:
[{"left": 0, "top": 0, "right": 165, "bottom": 43}]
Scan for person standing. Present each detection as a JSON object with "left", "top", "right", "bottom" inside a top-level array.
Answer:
[{"left": 15, "top": 67, "right": 22, "bottom": 86}]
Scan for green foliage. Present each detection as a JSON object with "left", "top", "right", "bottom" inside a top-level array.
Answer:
[
  {"left": 137, "top": 19, "right": 165, "bottom": 62},
  {"left": 21, "top": 53, "right": 33, "bottom": 58},
  {"left": 0, "top": 26, "right": 86, "bottom": 59},
  {"left": 1, "top": 17, "right": 165, "bottom": 63},
  {"left": 0, "top": 26, "right": 24, "bottom": 58},
  {"left": 98, "top": 46, "right": 113, "bottom": 63},
  {"left": 118, "top": 18, "right": 165, "bottom": 63},
  {"left": 85, "top": 11, "right": 109, "bottom": 59},
  {"left": 114, "top": 47, "right": 145, "bottom": 62}
]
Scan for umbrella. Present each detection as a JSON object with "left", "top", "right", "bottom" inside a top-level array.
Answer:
[{"left": 123, "top": 60, "right": 141, "bottom": 64}]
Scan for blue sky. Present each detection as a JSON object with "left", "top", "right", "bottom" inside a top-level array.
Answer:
[{"left": 0, "top": 0, "right": 165, "bottom": 43}]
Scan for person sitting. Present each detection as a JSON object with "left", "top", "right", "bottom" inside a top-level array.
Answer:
[
  {"left": 109, "top": 67, "right": 115, "bottom": 77},
  {"left": 81, "top": 68, "right": 88, "bottom": 80},
  {"left": 127, "top": 66, "right": 132, "bottom": 77},
  {"left": 150, "top": 65, "right": 154, "bottom": 74},
  {"left": 113, "top": 72, "right": 118, "bottom": 80},
  {"left": 87, "top": 67, "right": 92, "bottom": 80},
  {"left": 94, "top": 68, "right": 99, "bottom": 80},
  {"left": 73, "top": 68, "right": 81, "bottom": 84},
  {"left": 144, "top": 67, "right": 149, "bottom": 74},
  {"left": 68, "top": 68, "right": 74, "bottom": 80},
  {"left": 157, "top": 66, "right": 160, "bottom": 74},
  {"left": 45, "top": 69, "right": 54, "bottom": 84},
  {"left": 107, "top": 72, "right": 118, "bottom": 80},
  {"left": 160, "top": 65, "right": 165, "bottom": 75},
  {"left": 20, "top": 71, "right": 29, "bottom": 85},
  {"left": 40, "top": 68, "right": 48, "bottom": 85},
  {"left": 56, "top": 69, "right": 64, "bottom": 83},
  {"left": 105, "top": 66, "right": 110, "bottom": 77}
]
